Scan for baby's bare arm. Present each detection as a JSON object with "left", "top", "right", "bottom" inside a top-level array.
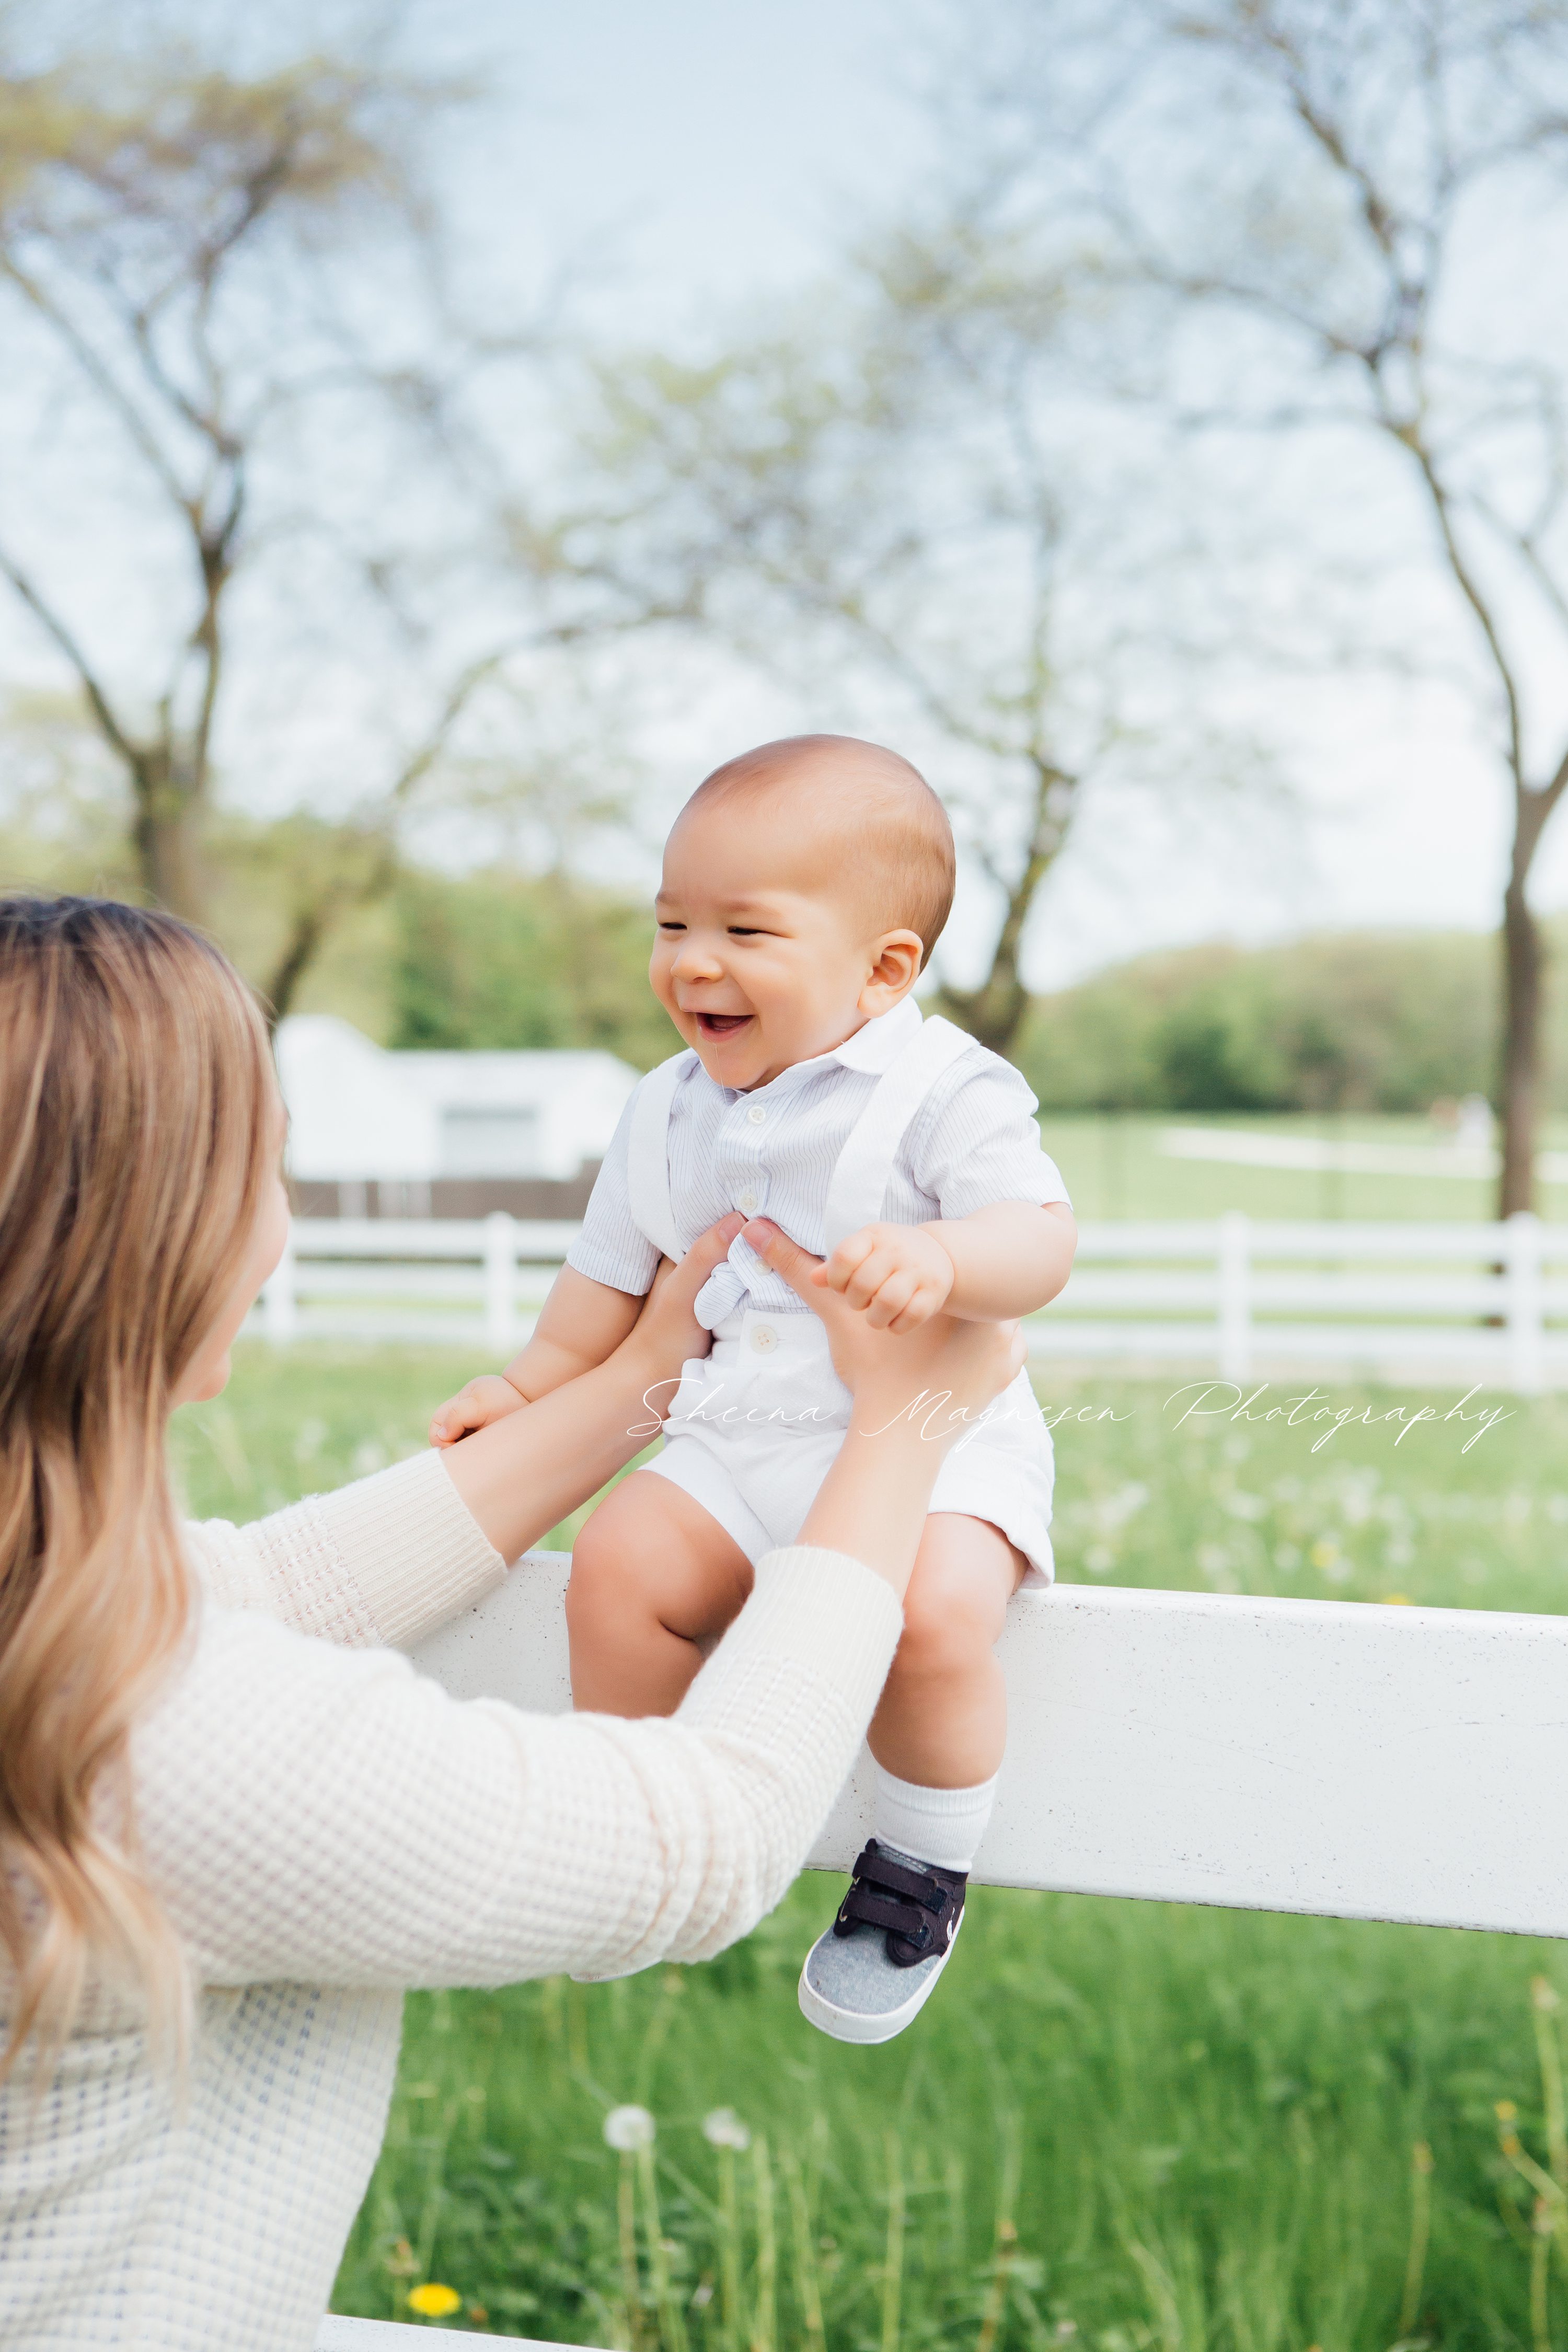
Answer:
[
  {"left": 816, "top": 1200, "right": 1076, "bottom": 1333},
  {"left": 429, "top": 1266, "right": 647, "bottom": 1445},
  {"left": 929, "top": 1199, "right": 1077, "bottom": 1320},
  {"left": 504, "top": 1264, "right": 647, "bottom": 1399}
]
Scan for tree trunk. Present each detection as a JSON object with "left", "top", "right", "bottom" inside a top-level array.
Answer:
[
  {"left": 131, "top": 756, "right": 208, "bottom": 927},
  {"left": 937, "top": 968, "right": 1030, "bottom": 1057},
  {"left": 1498, "top": 850, "right": 1543, "bottom": 1219}
]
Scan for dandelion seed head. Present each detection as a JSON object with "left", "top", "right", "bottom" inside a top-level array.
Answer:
[
  {"left": 702, "top": 2106, "right": 752, "bottom": 2150},
  {"left": 604, "top": 2103, "right": 656, "bottom": 2151}
]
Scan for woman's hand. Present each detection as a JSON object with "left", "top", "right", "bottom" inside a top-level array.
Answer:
[
  {"left": 740, "top": 1218, "right": 1026, "bottom": 1595},
  {"left": 621, "top": 1213, "right": 746, "bottom": 1391},
  {"left": 741, "top": 1218, "right": 1023, "bottom": 1428}
]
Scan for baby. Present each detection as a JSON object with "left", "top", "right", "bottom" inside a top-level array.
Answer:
[{"left": 431, "top": 735, "right": 1076, "bottom": 2042}]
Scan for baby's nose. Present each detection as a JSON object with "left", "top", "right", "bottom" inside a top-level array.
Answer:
[{"left": 672, "top": 936, "right": 726, "bottom": 978}]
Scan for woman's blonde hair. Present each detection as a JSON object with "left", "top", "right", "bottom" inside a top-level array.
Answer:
[{"left": 0, "top": 896, "right": 276, "bottom": 2074}]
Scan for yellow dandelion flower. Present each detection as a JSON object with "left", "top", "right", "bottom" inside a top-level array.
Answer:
[
  {"left": 1308, "top": 1539, "right": 1339, "bottom": 1570},
  {"left": 408, "top": 2282, "right": 463, "bottom": 2318},
  {"left": 1497, "top": 2100, "right": 1519, "bottom": 2123},
  {"left": 1380, "top": 1593, "right": 1412, "bottom": 1606}
]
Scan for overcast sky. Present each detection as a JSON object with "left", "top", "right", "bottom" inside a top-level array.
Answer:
[
  {"left": 6, "top": 0, "right": 1564, "bottom": 990},
  {"left": 408, "top": 0, "right": 1565, "bottom": 987}
]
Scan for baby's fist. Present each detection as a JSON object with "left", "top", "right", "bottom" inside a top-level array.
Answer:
[
  {"left": 815, "top": 1221, "right": 955, "bottom": 1333},
  {"left": 429, "top": 1374, "right": 527, "bottom": 1448}
]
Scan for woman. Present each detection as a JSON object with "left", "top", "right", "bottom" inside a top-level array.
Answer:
[{"left": 0, "top": 897, "right": 1021, "bottom": 2350}]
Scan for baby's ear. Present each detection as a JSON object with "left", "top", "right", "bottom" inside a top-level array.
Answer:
[{"left": 862, "top": 929, "right": 925, "bottom": 1008}]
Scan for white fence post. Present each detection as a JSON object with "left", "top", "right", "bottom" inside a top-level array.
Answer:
[
  {"left": 1506, "top": 1209, "right": 1544, "bottom": 1396},
  {"left": 484, "top": 1210, "right": 517, "bottom": 1356},
  {"left": 262, "top": 1224, "right": 297, "bottom": 1344},
  {"left": 1217, "top": 1211, "right": 1251, "bottom": 1382}
]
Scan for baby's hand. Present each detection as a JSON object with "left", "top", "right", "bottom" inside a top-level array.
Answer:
[
  {"left": 812, "top": 1222, "right": 955, "bottom": 1333},
  {"left": 428, "top": 1374, "right": 528, "bottom": 1448}
]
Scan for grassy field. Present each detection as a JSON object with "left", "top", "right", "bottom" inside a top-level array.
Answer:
[
  {"left": 1042, "top": 1112, "right": 1568, "bottom": 1224},
  {"left": 171, "top": 1346, "right": 1568, "bottom": 2348}
]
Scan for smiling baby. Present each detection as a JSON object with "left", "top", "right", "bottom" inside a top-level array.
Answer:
[{"left": 430, "top": 734, "right": 1077, "bottom": 2040}]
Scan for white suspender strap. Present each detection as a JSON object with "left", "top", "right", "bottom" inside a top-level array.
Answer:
[
  {"left": 822, "top": 1014, "right": 977, "bottom": 1254},
  {"left": 625, "top": 1049, "right": 696, "bottom": 1263}
]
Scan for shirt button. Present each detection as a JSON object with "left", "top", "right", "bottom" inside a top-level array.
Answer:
[
  {"left": 746, "top": 1104, "right": 766, "bottom": 1126},
  {"left": 737, "top": 1189, "right": 758, "bottom": 1213},
  {"left": 751, "top": 1323, "right": 778, "bottom": 1353}
]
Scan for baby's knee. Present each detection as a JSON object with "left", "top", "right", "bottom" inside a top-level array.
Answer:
[
  {"left": 895, "top": 1567, "right": 1006, "bottom": 1677},
  {"left": 566, "top": 1500, "right": 648, "bottom": 1628}
]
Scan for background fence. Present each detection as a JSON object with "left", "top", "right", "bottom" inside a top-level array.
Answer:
[{"left": 252, "top": 1210, "right": 1568, "bottom": 1393}]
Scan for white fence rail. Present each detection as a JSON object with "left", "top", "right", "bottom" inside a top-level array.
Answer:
[
  {"left": 258, "top": 1210, "right": 1567, "bottom": 1390},
  {"left": 315, "top": 1547, "right": 1568, "bottom": 2346}
]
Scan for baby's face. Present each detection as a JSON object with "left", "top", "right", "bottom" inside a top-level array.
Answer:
[{"left": 651, "top": 797, "right": 919, "bottom": 1090}]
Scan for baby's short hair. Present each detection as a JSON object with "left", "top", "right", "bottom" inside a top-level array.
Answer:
[{"left": 683, "top": 734, "right": 955, "bottom": 966}]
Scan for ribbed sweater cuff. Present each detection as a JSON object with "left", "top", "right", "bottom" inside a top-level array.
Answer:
[
  {"left": 680, "top": 1544, "right": 903, "bottom": 1733},
  {"left": 312, "top": 1450, "right": 506, "bottom": 1651}
]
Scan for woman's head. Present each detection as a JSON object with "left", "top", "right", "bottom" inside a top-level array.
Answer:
[{"left": 0, "top": 897, "right": 282, "bottom": 2071}]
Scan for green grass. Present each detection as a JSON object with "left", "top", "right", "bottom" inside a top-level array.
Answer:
[
  {"left": 1044, "top": 1111, "right": 1568, "bottom": 1224},
  {"left": 171, "top": 1346, "right": 1568, "bottom": 2346}
]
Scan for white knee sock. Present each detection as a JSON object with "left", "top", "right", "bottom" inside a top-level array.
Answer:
[{"left": 873, "top": 1765, "right": 997, "bottom": 1871}]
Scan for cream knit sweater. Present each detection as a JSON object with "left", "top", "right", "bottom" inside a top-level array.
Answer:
[{"left": 0, "top": 1450, "right": 902, "bottom": 2351}]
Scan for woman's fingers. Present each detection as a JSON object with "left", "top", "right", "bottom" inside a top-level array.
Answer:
[
  {"left": 651, "top": 1212, "right": 746, "bottom": 1308},
  {"left": 629, "top": 1212, "right": 747, "bottom": 1379},
  {"left": 741, "top": 1216, "right": 827, "bottom": 1299}
]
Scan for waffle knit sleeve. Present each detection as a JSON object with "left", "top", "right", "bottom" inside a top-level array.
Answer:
[
  {"left": 183, "top": 1449, "right": 508, "bottom": 1651},
  {"left": 133, "top": 1545, "right": 901, "bottom": 1988}
]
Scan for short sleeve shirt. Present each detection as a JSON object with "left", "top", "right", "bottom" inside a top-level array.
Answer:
[{"left": 566, "top": 997, "right": 1070, "bottom": 1320}]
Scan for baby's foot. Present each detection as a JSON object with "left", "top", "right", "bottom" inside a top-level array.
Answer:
[{"left": 797, "top": 1839, "right": 966, "bottom": 2044}]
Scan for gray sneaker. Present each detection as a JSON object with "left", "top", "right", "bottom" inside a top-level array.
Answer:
[{"left": 798, "top": 1840, "right": 967, "bottom": 2045}]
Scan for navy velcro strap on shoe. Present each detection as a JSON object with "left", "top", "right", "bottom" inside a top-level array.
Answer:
[
  {"left": 832, "top": 1841, "right": 956, "bottom": 1959},
  {"left": 835, "top": 1887, "right": 934, "bottom": 1948},
  {"left": 846, "top": 1845, "right": 949, "bottom": 1912}
]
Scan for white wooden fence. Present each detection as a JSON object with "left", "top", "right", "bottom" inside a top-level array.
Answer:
[
  {"left": 259, "top": 1209, "right": 1566, "bottom": 1390},
  {"left": 316, "top": 1550, "right": 1568, "bottom": 2348}
]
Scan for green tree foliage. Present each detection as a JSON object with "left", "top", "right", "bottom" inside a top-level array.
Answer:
[
  {"left": 1015, "top": 931, "right": 1515, "bottom": 1115},
  {"left": 390, "top": 869, "right": 677, "bottom": 1069}
]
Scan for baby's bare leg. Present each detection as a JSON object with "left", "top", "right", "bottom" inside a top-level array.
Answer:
[
  {"left": 868, "top": 1513, "right": 1026, "bottom": 1788},
  {"left": 566, "top": 1469, "right": 754, "bottom": 1717}
]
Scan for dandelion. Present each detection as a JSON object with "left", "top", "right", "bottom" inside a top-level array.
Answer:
[
  {"left": 605, "top": 2103, "right": 656, "bottom": 2151},
  {"left": 408, "top": 2282, "right": 462, "bottom": 2318},
  {"left": 1308, "top": 1538, "right": 1339, "bottom": 1570},
  {"left": 1381, "top": 1593, "right": 1413, "bottom": 1606},
  {"left": 702, "top": 2106, "right": 751, "bottom": 2151}
]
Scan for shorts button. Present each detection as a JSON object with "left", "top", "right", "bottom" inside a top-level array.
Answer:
[
  {"left": 737, "top": 1189, "right": 758, "bottom": 1213},
  {"left": 751, "top": 1323, "right": 778, "bottom": 1353},
  {"left": 746, "top": 1104, "right": 766, "bottom": 1125}
]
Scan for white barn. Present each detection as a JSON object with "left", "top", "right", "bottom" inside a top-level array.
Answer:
[{"left": 276, "top": 1016, "right": 639, "bottom": 1189}]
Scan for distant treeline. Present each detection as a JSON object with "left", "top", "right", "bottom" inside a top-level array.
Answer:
[
  {"left": 1012, "top": 929, "right": 1523, "bottom": 1114},
  {"left": 0, "top": 810, "right": 1546, "bottom": 1111},
  {"left": 390, "top": 870, "right": 1547, "bottom": 1116}
]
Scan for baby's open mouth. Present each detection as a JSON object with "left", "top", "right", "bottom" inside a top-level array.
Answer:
[{"left": 694, "top": 1012, "right": 753, "bottom": 1038}]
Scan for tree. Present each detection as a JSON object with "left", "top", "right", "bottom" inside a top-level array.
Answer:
[
  {"left": 0, "top": 31, "right": 672, "bottom": 1017},
  {"left": 586, "top": 227, "right": 1269, "bottom": 1057},
  {"left": 949, "top": 0, "right": 1568, "bottom": 1208}
]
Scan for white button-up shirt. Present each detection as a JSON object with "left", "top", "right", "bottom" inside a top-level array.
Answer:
[{"left": 567, "top": 998, "right": 1070, "bottom": 1323}]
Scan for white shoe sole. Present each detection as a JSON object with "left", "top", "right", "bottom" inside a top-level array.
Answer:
[{"left": 797, "top": 1906, "right": 964, "bottom": 2045}]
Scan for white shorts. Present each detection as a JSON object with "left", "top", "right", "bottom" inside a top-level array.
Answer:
[{"left": 642, "top": 1308, "right": 1054, "bottom": 1588}]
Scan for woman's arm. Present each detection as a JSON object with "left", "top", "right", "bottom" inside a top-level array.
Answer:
[
  {"left": 136, "top": 1545, "right": 903, "bottom": 1988},
  {"left": 144, "top": 1226, "right": 1022, "bottom": 1989},
  {"left": 188, "top": 1219, "right": 744, "bottom": 1651}
]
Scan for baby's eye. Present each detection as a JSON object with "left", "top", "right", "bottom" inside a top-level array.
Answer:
[
  {"left": 656, "top": 920, "right": 686, "bottom": 933},
  {"left": 727, "top": 926, "right": 767, "bottom": 937}
]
